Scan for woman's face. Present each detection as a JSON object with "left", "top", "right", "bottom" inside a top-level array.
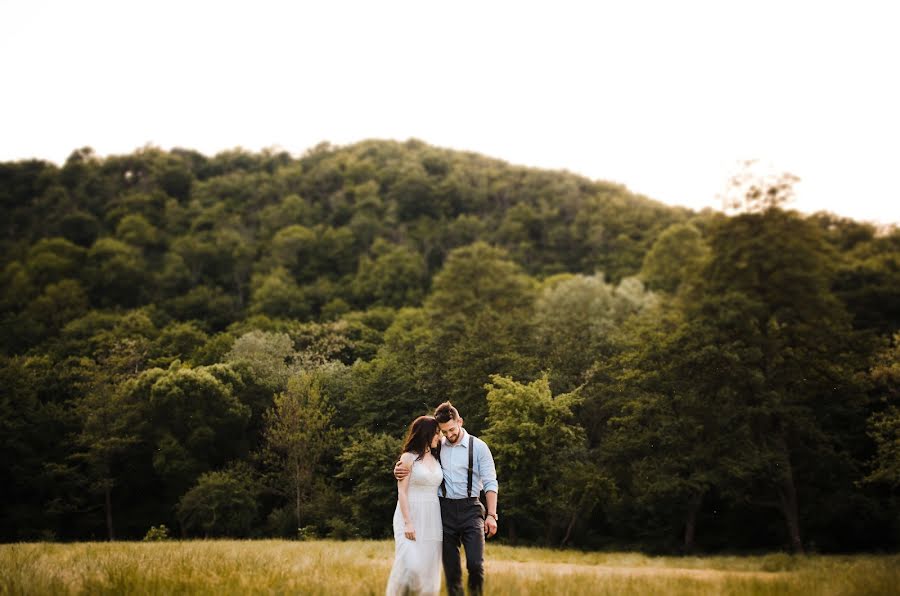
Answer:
[{"left": 430, "top": 427, "right": 441, "bottom": 449}]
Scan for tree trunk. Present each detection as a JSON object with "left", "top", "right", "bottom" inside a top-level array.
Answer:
[
  {"left": 105, "top": 484, "right": 115, "bottom": 541},
  {"left": 560, "top": 510, "right": 578, "bottom": 548},
  {"left": 295, "top": 462, "right": 302, "bottom": 529},
  {"left": 683, "top": 491, "right": 703, "bottom": 554},
  {"left": 506, "top": 517, "right": 517, "bottom": 545},
  {"left": 776, "top": 457, "right": 804, "bottom": 554}
]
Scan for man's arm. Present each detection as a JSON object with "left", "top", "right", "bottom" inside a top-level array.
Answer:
[
  {"left": 394, "top": 458, "right": 410, "bottom": 480},
  {"left": 485, "top": 490, "right": 498, "bottom": 518},
  {"left": 479, "top": 440, "right": 499, "bottom": 538}
]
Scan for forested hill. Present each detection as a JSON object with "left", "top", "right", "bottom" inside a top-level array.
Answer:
[
  {"left": 1, "top": 139, "right": 899, "bottom": 552},
  {"left": 1, "top": 139, "right": 686, "bottom": 299}
]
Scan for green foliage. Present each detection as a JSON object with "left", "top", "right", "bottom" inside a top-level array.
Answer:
[
  {"left": 85, "top": 238, "right": 148, "bottom": 307},
  {"left": 225, "top": 330, "right": 297, "bottom": 393},
  {"left": 533, "top": 273, "right": 656, "bottom": 393},
  {"left": 263, "top": 368, "right": 339, "bottom": 528},
  {"left": 419, "top": 242, "right": 538, "bottom": 430},
  {"left": 865, "top": 333, "right": 900, "bottom": 488},
  {"left": 640, "top": 222, "right": 710, "bottom": 293},
  {"left": 176, "top": 470, "right": 258, "bottom": 537},
  {"left": 150, "top": 322, "right": 209, "bottom": 367},
  {"left": 337, "top": 431, "right": 403, "bottom": 538},
  {"left": 26, "top": 237, "right": 86, "bottom": 287},
  {"left": 249, "top": 268, "right": 310, "bottom": 320},
  {"left": 482, "top": 375, "right": 610, "bottom": 545},
  {"left": 142, "top": 525, "right": 171, "bottom": 541},
  {"left": 1, "top": 142, "right": 897, "bottom": 551},
  {"left": 352, "top": 239, "right": 428, "bottom": 308},
  {"left": 124, "top": 363, "right": 251, "bottom": 499}
]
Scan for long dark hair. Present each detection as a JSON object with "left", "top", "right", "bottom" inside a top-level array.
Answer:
[{"left": 400, "top": 415, "right": 438, "bottom": 461}]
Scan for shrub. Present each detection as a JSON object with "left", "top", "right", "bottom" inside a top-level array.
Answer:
[{"left": 143, "top": 525, "right": 171, "bottom": 542}]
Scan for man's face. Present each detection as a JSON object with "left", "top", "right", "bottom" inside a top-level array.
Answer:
[{"left": 439, "top": 418, "right": 462, "bottom": 445}]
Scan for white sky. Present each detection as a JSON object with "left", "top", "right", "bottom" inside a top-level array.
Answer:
[{"left": 1, "top": 0, "right": 898, "bottom": 225}]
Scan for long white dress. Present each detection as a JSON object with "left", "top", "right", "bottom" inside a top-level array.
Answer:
[{"left": 385, "top": 455, "right": 443, "bottom": 596}]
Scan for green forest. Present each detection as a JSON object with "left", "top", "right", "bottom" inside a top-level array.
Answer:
[{"left": 1, "top": 139, "right": 898, "bottom": 553}]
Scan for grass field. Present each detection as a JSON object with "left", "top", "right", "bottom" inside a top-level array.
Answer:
[{"left": 1, "top": 540, "right": 898, "bottom": 595}]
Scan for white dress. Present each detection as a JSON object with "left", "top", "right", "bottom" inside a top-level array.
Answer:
[{"left": 385, "top": 455, "right": 443, "bottom": 596}]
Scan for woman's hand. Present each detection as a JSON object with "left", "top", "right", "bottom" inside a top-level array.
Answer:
[{"left": 404, "top": 522, "right": 416, "bottom": 541}]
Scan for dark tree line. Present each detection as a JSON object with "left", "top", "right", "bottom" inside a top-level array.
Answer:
[{"left": 1, "top": 140, "right": 897, "bottom": 553}]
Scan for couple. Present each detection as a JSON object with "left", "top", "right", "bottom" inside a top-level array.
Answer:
[{"left": 385, "top": 401, "right": 499, "bottom": 596}]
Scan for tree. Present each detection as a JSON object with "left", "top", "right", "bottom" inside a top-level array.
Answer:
[
  {"left": 352, "top": 239, "right": 428, "bottom": 308},
  {"left": 594, "top": 300, "right": 757, "bottom": 552},
  {"left": 164, "top": 285, "right": 240, "bottom": 331},
  {"left": 263, "top": 368, "right": 338, "bottom": 528},
  {"left": 692, "top": 207, "right": 867, "bottom": 553},
  {"left": 25, "top": 237, "right": 86, "bottom": 287},
  {"left": 482, "top": 375, "right": 609, "bottom": 545},
  {"left": 336, "top": 431, "right": 403, "bottom": 538},
  {"left": 68, "top": 340, "right": 150, "bottom": 540},
  {"left": 59, "top": 210, "right": 101, "bottom": 247},
  {"left": 864, "top": 333, "right": 900, "bottom": 488},
  {"left": 115, "top": 214, "right": 160, "bottom": 249},
  {"left": 719, "top": 160, "right": 800, "bottom": 214},
  {"left": 85, "top": 238, "right": 148, "bottom": 307},
  {"left": 23, "top": 279, "right": 89, "bottom": 337},
  {"left": 70, "top": 378, "right": 142, "bottom": 540},
  {"left": 176, "top": 469, "right": 258, "bottom": 537},
  {"left": 533, "top": 273, "right": 656, "bottom": 394},
  {"left": 0, "top": 355, "right": 69, "bottom": 539},
  {"left": 270, "top": 224, "right": 318, "bottom": 282},
  {"left": 248, "top": 268, "right": 311, "bottom": 320},
  {"left": 640, "top": 222, "right": 710, "bottom": 294},
  {"left": 418, "top": 242, "right": 538, "bottom": 430},
  {"left": 225, "top": 330, "right": 297, "bottom": 393},
  {"left": 149, "top": 322, "right": 209, "bottom": 367},
  {"left": 124, "top": 363, "right": 251, "bottom": 500},
  {"left": 342, "top": 308, "right": 432, "bottom": 433}
]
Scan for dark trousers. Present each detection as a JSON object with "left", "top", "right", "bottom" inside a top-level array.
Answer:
[{"left": 440, "top": 497, "right": 485, "bottom": 596}]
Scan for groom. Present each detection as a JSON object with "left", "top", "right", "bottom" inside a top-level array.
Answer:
[{"left": 395, "top": 401, "right": 499, "bottom": 596}]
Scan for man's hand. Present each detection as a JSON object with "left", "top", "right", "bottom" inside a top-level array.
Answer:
[
  {"left": 484, "top": 516, "right": 498, "bottom": 538},
  {"left": 393, "top": 460, "right": 410, "bottom": 481}
]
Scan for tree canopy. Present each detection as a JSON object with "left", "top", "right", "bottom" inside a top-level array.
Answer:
[{"left": 1, "top": 140, "right": 897, "bottom": 552}]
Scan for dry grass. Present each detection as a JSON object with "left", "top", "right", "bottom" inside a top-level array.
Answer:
[{"left": 1, "top": 540, "right": 897, "bottom": 595}]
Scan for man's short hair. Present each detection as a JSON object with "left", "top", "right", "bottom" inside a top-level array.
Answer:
[{"left": 434, "top": 401, "right": 459, "bottom": 424}]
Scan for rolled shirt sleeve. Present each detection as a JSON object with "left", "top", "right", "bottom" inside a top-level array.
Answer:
[{"left": 477, "top": 439, "right": 499, "bottom": 494}]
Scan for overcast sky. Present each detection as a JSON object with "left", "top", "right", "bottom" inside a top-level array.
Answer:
[{"left": 2, "top": 0, "right": 897, "bottom": 225}]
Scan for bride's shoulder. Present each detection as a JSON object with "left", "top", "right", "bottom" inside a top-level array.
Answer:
[{"left": 399, "top": 451, "right": 418, "bottom": 469}]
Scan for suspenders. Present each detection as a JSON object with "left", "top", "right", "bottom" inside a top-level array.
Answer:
[
  {"left": 440, "top": 434, "right": 475, "bottom": 498},
  {"left": 467, "top": 434, "right": 474, "bottom": 497}
]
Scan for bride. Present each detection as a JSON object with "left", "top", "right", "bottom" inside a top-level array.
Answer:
[{"left": 385, "top": 415, "right": 443, "bottom": 596}]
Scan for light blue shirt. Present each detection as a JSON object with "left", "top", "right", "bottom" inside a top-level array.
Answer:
[{"left": 438, "top": 429, "right": 499, "bottom": 498}]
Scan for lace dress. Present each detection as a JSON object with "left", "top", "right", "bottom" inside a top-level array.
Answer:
[{"left": 385, "top": 455, "right": 443, "bottom": 596}]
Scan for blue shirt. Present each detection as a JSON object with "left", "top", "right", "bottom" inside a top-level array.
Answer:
[{"left": 438, "top": 429, "right": 499, "bottom": 498}]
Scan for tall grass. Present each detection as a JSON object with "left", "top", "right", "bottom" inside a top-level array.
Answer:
[{"left": 1, "top": 540, "right": 897, "bottom": 595}]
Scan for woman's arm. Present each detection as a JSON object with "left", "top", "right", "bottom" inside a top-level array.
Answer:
[{"left": 397, "top": 452, "right": 416, "bottom": 541}]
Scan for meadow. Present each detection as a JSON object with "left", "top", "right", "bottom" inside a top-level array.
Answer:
[{"left": 1, "top": 540, "right": 898, "bottom": 595}]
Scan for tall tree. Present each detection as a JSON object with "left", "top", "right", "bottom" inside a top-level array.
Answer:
[
  {"left": 262, "top": 368, "right": 338, "bottom": 528},
  {"left": 864, "top": 333, "right": 900, "bottom": 488},
  {"left": 640, "top": 222, "right": 710, "bottom": 294},
  {"left": 693, "top": 207, "right": 866, "bottom": 553},
  {"left": 533, "top": 273, "right": 656, "bottom": 394},
  {"left": 68, "top": 340, "right": 148, "bottom": 540},
  {"left": 482, "top": 374, "right": 610, "bottom": 545},
  {"left": 418, "top": 242, "right": 538, "bottom": 430}
]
